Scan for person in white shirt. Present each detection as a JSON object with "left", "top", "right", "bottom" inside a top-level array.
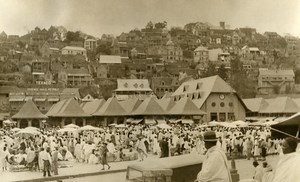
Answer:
[
  {"left": 272, "top": 137, "right": 300, "bottom": 182},
  {"left": 253, "top": 161, "right": 263, "bottom": 182},
  {"left": 196, "top": 131, "right": 232, "bottom": 182},
  {"left": 39, "top": 147, "right": 52, "bottom": 177}
]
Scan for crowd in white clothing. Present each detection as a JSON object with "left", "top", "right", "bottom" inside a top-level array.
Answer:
[{"left": 0, "top": 123, "right": 285, "bottom": 173}]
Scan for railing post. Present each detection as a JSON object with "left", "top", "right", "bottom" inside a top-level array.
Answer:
[{"left": 230, "top": 157, "right": 240, "bottom": 182}]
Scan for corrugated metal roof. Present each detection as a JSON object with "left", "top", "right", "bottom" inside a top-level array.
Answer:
[
  {"left": 99, "top": 55, "right": 121, "bottom": 64},
  {"left": 93, "top": 97, "right": 127, "bottom": 116},
  {"left": 168, "top": 97, "right": 206, "bottom": 115},
  {"left": 157, "top": 98, "right": 176, "bottom": 111},
  {"left": 12, "top": 100, "right": 47, "bottom": 119},
  {"left": 46, "top": 98, "right": 90, "bottom": 117},
  {"left": 259, "top": 69, "right": 294, "bottom": 76},
  {"left": 243, "top": 98, "right": 268, "bottom": 112},
  {"left": 131, "top": 96, "right": 165, "bottom": 115},
  {"left": 119, "top": 98, "right": 142, "bottom": 113},
  {"left": 244, "top": 97, "right": 300, "bottom": 114},
  {"left": 81, "top": 99, "right": 106, "bottom": 115},
  {"left": 62, "top": 46, "right": 86, "bottom": 51},
  {"left": 172, "top": 75, "right": 236, "bottom": 108},
  {"left": 261, "top": 97, "right": 299, "bottom": 113}
]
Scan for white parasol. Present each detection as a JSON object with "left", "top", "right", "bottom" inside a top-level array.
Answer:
[
  {"left": 11, "top": 128, "right": 21, "bottom": 132},
  {"left": 156, "top": 123, "right": 172, "bottom": 129},
  {"left": 115, "top": 124, "right": 127, "bottom": 128},
  {"left": 15, "top": 128, "right": 40, "bottom": 138},
  {"left": 64, "top": 124, "right": 80, "bottom": 129},
  {"left": 77, "top": 125, "right": 102, "bottom": 131},
  {"left": 57, "top": 127, "right": 77, "bottom": 133}
]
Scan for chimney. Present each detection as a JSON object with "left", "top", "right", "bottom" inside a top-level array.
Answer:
[{"left": 220, "top": 22, "right": 225, "bottom": 29}]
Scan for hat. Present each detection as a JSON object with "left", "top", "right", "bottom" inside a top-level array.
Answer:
[{"left": 203, "top": 131, "right": 218, "bottom": 142}]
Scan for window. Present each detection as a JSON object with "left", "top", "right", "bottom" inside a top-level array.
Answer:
[
  {"left": 196, "top": 83, "right": 201, "bottom": 90},
  {"left": 229, "top": 102, "right": 233, "bottom": 107},
  {"left": 161, "top": 81, "right": 165, "bottom": 86},
  {"left": 220, "top": 102, "right": 225, "bottom": 107},
  {"left": 183, "top": 85, "right": 189, "bottom": 92},
  {"left": 219, "top": 113, "right": 226, "bottom": 122},
  {"left": 210, "top": 113, "right": 218, "bottom": 121},
  {"left": 228, "top": 112, "right": 235, "bottom": 121},
  {"left": 211, "top": 102, "right": 216, "bottom": 107}
]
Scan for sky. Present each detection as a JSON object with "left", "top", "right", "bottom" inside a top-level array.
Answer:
[{"left": 0, "top": 0, "right": 300, "bottom": 37}]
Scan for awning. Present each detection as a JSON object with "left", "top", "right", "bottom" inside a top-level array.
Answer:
[
  {"left": 9, "top": 98, "right": 24, "bottom": 102},
  {"left": 170, "top": 119, "right": 180, "bottom": 124},
  {"left": 131, "top": 119, "right": 143, "bottom": 124},
  {"left": 145, "top": 118, "right": 156, "bottom": 125},
  {"left": 181, "top": 119, "right": 194, "bottom": 124},
  {"left": 34, "top": 98, "right": 46, "bottom": 102},
  {"left": 126, "top": 118, "right": 134, "bottom": 123},
  {"left": 48, "top": 97, "right": 59, "bottom": 102},
  {"left": 156, "top": 119, "right": 166, "bottom": 124}
]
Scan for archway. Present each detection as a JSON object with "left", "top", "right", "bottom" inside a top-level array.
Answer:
[
  {"left": 65, "top": 118, "right": 72, "bottom": 126},
  {"left": 107, "top": 117, "right": 114, "bottom": 126},
  {"left": 32, "top": 119, "right": 40, "bottom": 128},
  {"left": 75, "top": 118, "right": 83, "bottom": 127},
  {"left": 117, "top": 117, "right": 124, "bottom": 124},
  {"left": 20, "top": 119, "right": 28, "bottom": 128}
]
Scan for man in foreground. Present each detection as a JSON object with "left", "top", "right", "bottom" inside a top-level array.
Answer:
[
  {"left": 272, "top": 137, "right": 300, "bottom": 182},
  {"left": 196, "top": 131, "right": 232, "bottom": 182}
]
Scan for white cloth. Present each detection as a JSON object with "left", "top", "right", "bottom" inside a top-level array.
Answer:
[
  {"left": 253, "top": 165, "right": 264, "bottom": 182},
  {"left": 197, "top": 146, "right": 232, "bottom": 182},
  {"left": 272, "top": 152, "right": 300, "bottom": 182}
]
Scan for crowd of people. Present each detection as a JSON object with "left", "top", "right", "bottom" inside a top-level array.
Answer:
[{"left": 0, "top": 123, "right": 290, "bottom": 178}]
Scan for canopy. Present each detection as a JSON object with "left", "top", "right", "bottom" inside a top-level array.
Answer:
[
  {"left": 264, "top": 120, "right": 279, "bottom": 126},
  {"left": 274, "top": 112, "right": 300, "bottom": 126},
  {"left": 24, "top": 126, "right": 40, "bottom": 131},
  {"left": 58, "top": 127, "right": 77, "bottom": 133},
  {"left": 11, "top": 128, "right": 21, "bottom": 132},
  {"left": 15, "top": 128, "right": 40, "bottom": 138},
  {"left": 197, "top": 124, "right": 209, "bottom": 128},
  {"left": 219, "top": 122, "right": 237, "bottom": 128},
  {"left": 156, "top": 119, "right": 166, "bottom": 125},
  {"left": 248, "top": 121, "right": 266, "bottom": 126},
  {"left": 156, "top": 123, "right": 172, "bottom": 129},
  {"left": 3, "top": 119, "right": 16, "bottom": 124},
  {"left": 176, "top": 119, "right": 194, "bottom": 125},
  {"left": 77, "top": 125, "right": 102, "bottom": 131},
  {"left": 131, "top": 119, "right": 143, "bottom": 124},
  {"left": 64, "top": 124, "right": 80, "bottom": 129},
  {"left": 232, "top": 120, "right": 248, "bottom": 127},
  {"left": 145, "top": 118, "right": 156, "bottom": 125},
  {"left": 115, "top": 124, "right": 127, "bottom": 128},
  {"left": 208, "top": 121, "right": 219, "bottom": 126}
]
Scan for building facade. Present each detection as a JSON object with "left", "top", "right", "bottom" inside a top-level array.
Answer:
[
  {"left": 61, "top": 46, "right": 87, "bottom": 57},
  {"left": 258, "top": 69, "right": 295, "bottom": 95},
  {"left": 171, "top": 75, "right": 247, "bottom": 122}
]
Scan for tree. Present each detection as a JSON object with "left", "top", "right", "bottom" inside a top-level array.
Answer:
[
  {"left": 229, "top": 56, "right": 256, "bottom": 98},
  {"left": 154, "top": 21, "right": 167, "bottom": 29},
  {"left": 79, "top": 86, "right": 100, "bottom": 98},
  {"left": 95, "top": 43, "right": 111, "bottom": 55},
  {"left": 203, "top": 61, "right": 216, "bottom": 77},
  {"left": 65, "top": 31, "right": 84, "bottom": 43},
  {"left": 146, "top": 21, "right": 154, "bottom": 29},
  {"left": 217, "top": 64, "right": 228, "bottom": 81}
]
